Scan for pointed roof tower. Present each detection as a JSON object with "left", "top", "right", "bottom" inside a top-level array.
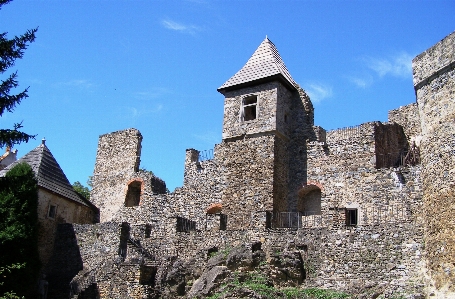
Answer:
[
  {"left": 0, "top": 140, "right": 95, "bottom": 208},
  {"left": 218, "top": 37, "right": 298, "bottom": 93}
]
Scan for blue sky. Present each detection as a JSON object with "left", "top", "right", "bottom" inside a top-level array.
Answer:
[{"left": 1, "top": 0, "right": 453, "bottom": 191}]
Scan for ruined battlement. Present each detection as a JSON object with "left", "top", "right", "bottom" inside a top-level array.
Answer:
[
  {"left": 413, "top": 30, "right": 455, "bottom": 87},
  {"left": 91, "top": 128, "right": 166, "bottom": 223}
]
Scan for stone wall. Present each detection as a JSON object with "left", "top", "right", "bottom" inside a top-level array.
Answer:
[
  {"left": 91, "top": 129, "right": 143, "bottom": 222},
  {"left": 221, "top": 82, "right": 283, "bottom": 140},
  {"left": 218, "top": 135, "right": 275, "bottom": 228},
  {"left": 388, "top": 103, "right": 422, "bottom": 142},
  {"left": 413, "top": 30, "right": 455, "bottom": 297},
  {"left": 91, "top": 129, "right": 166, "bottom": 222}
]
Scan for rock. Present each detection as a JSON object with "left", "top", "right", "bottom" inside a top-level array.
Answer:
[
  {"left": 268, "top": 251, "right": 305, "bottom": 287},
  {"left": 187, "top": 266, "right": 229, "bottom": 298},
  {"left": 226, "top": 246, "right": 253, "bottom": 270}
]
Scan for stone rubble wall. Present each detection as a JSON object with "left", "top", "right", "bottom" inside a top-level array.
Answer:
[
  {"left": 388, "top": 103, "right": 422, "bottom": 142},
  {"left": 221, "top": 82, "right": 281, "bottom": 140},
  {"left": 90, "top": 129, "right": 166, "bottom": 223},
  {"left": 60, "top": 220, "right": 424, "bottom": 298},
  {"left": 90, "top": 129, "right": 143, "bottom": 222},
  {"left": 412, "top": 31, "right": 455, "bottom": 86},
  {"left": 218, "top": 135, "right": 275, "bottom": 229},
  {"left": 413, "top": 30, "right": 455, "bottom": 296}
]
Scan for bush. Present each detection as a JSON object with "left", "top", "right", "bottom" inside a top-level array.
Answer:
[{"left": 0, "top": 163, "right": 40, "bottom": 297}]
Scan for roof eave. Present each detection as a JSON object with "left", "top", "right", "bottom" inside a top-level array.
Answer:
[{"left": 217, "top": 74, "right": 297, "bottom": 95}]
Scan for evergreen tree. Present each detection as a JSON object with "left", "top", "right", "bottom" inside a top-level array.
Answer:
[
  {"left": 0, "top": 0, "right": 38, "bottom": 148},
  {"left": 0, "top": 163, "right": 40, "bottom": 297}
]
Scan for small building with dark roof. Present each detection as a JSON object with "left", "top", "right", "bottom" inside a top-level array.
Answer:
[{"left": 0, "top": 139, "right": 99, "bottom": 267}]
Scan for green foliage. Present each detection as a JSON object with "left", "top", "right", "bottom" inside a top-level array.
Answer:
[
  {"left": 209, "top": 270, "right": 350, "bottom": 299},
  {"left": 298, "top": 288, "right": 350, "bottom": 299},
  {"left": 72, "top": 181, "right": 90, "bottom": 200},
  {"left": 221, "top": 246, "right": 232, "bottom": 258},
  {"left": 87, "top": 176, "right": 93, "bottom": 189},
  {"left": 0, "top": 264, "right": 24, "bottom": 299},
  {"left": 0, "top": 0, "right": 37, "bottom": 148},
  {"left": 0, "top": 163, "right": 40, "bottom": 297}
]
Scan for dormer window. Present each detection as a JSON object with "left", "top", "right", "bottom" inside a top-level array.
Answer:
[{"left": 241, "top": 95, "right": 257, "bottom": 121}]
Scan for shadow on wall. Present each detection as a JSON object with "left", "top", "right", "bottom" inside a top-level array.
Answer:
[{"left": 44, "top": 223, "right": 84, "bottom": 299}]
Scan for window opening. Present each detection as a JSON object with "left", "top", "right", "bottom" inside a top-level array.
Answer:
[
  {"left": 139, "top": 265, "right": 157, "bottom": 286},
  {"left": 242, "top": 95, "right": 257, "bottom": 121},
  {"left": 176, "top": 216, "right": 196, "bottom": 232},
  {"left": 48, "top": 205, "right": 57, "bottom": 219},
  {"left": 346, "top": 209, "right": 358, "bottom": 226},
  {"left": 145, "top": 224, "right": 151, "bottom": 238},
  {"left": 118, "top": 222, "right": 130, "bottom": 260},
  {"left": 220, "top": 214, "right": 227, "bottom": 231},
  {"left": 125, "top": 181, "right": 141, "bottom": 207}
]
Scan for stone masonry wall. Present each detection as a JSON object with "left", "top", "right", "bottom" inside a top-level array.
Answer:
[
  {"left": 91, "top": 129, "right": 166, "bottom": 223},
  {"left": 221, "top": 82, "right": 283, "bottom": 140},
  {"left": 286, "top": 87, "right": 318, "bottom": 211},
  {"left": 388, "top": 103, "right": 422, "bottom": 142},
  {"left": 91, "top": 129, "right": 143, "bottom": 222},
  {"left": 307, "top": 121, "right": 422, "bottom": 228},
  {"left": 218, "top": 135, "right": 275, "bottom": 229},
  {"left": 413, "top": 30, "right": 455, "bottom": 297}
]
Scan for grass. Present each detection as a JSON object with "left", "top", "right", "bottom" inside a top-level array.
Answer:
[{"left": 208, "top": 271, "right": 350, "bottom": 299}]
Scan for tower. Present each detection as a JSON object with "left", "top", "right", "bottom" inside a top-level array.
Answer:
[
  {"left": 217, "top": 37, "right": 314, "bottom": 228},
  {"left": 413, "top": 31, "right": 455, "bottom": 296}
]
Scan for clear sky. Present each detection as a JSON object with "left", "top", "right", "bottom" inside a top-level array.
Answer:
[{"left": 0, "top": 0, "right": 453, "bottom": 191}]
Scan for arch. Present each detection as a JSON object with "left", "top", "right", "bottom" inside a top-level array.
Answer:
[
  {"left": 298, "top": 182, "right": 322, "bottom": 215},
  {"left": 206, "top": 203, "right": 222, "bottom": 214},
  {"left": 125, "top": 179, "right": 144, "bottom": 207}
]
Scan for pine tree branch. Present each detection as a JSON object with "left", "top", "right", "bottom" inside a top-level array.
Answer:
[{"left": 0, "top": 123, "right": 36, "bottom": 148}]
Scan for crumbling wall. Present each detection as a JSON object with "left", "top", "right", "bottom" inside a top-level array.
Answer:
[
  {"left": 306, "top": 121, "right": 422, "bottom": 228},
  {"left": 388, "top": 103, "right": 421, "bottom": 142},
  {"left": 286, "top": 87, "right": 317, "bottom": 211},
  {"left": 91, "top": 129, "right": 143, "bottom": 222},
  {"left": 90, "top": 129, "right": 166, "bottom": 222},
  {"left": 413, "top": 30, "right": 455, "bottom": 296},
  {"left": 374, "top": 122, "right": 408, "bottom": 168}
]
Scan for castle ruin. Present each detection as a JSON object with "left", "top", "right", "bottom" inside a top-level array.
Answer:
[{"left": 44, "top": 32, "right": 455, "bottom": 298}]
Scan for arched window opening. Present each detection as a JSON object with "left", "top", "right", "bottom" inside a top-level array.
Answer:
[
  {"left": 298, "top": 186, "right": 322, "bottom": 216},
  {"left": 125, "top": 181, "right": 142, "bottom": 207}
]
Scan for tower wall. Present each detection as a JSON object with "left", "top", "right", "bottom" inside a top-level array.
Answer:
[
  {"left": 413, "top": 31, "right": 455, "bottom": 296},
  {"left": 221, "top": 82, "right": 291, "bottom": 140},
  {"left": 219, "top": 82, "right": 295, "bottom": 228},
  {"left": 90, "top": 129, "right": 142, "bottom": 222}
]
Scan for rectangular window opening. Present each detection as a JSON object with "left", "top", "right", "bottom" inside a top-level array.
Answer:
[
  {"left": 346, "top": 209, "right": 358, "bottom": 226},
  {"left": 220, "top": 214, "right": 227, "bottom": 231},
  {"left": 48, "top": 205, "right": 57, "bottom": 219},
  {"left": 242, "top": 95, "right": 257, "bottom": 121}
]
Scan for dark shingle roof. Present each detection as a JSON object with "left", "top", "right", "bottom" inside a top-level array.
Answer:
[
  {"left": 0, "top": 143, "right": 94, "bottom": 208},
  {"left": 218, "top": 37, "right": 298, "bottom": 93}
]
